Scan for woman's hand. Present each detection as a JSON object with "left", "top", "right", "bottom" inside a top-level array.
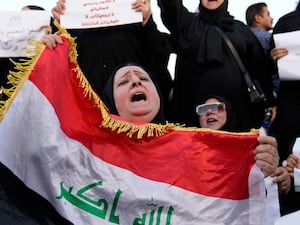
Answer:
[
  {"left": 52, "top": 0, "right": 66, "bottom": 23},
  {"left": 271, "top": 167, "right": 291, "bottom": 194},
  {"left": 41, "top": 32, "right": 63, "bottom": 49},
  {"left": 131, "top": 0, "right": 152, "bottom": 26},
  {"left": 283, "top": 154, "right": 300, "bottom": 177},
  {"left": 254, "top": 136, "right": 279, "bottom": 177}
]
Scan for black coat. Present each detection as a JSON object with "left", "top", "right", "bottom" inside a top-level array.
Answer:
[
  {"left": 269, "top": 3, "right": 300, "bottom": 216},
  {"left": 271, "top": 1, "right": 300, "bottom": 161}
]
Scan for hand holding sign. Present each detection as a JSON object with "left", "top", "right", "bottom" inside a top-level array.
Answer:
[
  {"left": 56, "top": 0, "right": 143, "bottom": 29},
  {"left": 0, "top": 11, "right": 50, "bottom": 57}
]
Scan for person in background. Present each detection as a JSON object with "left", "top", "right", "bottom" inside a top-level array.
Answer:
[
  {"left": 50, "top": 0, "right": 174, "bottom": 119},
  {"left": 246, "top": 2, "right": 280, "bottom": 100},
  {"left": 246, "top": 2, "right": 273, "bottom": 54},
  {"left": 269, "top": 0, "right": 300, "bottom": 215},
  {"left": 196, "top": 95, "right": 237, "bottom": 132},
  {"left": 157, "top": 0, "right": 275, "bottom": 130},
  {"left": 196, "top": 95, "right": 290, "bottom": 193}
]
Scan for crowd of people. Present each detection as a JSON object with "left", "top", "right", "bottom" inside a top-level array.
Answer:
[{"left": 1, "top": 0, "right": 300, "bottom": 224}]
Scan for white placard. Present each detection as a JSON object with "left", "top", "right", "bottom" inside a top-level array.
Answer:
[
  {"left": 291, "top": 137, "right": 300, "bottom": 192},
  {"left": 61, "top": 0, "right": 142, "bottom": 29},
  {"left": 0, "top": 11, "right": 50, "bottom": 57},
  {"left": 274, "top": 210, "right": 300, "bottom": 225},
  {"left": 273, "top": 30, "right": 300, "bottom": 81}
]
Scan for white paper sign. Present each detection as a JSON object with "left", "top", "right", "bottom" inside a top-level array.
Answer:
[
  {"left": 273, "top": 30, "right": 300, "bottom": 81},
  {"left": 61, "top": 0, "right": 143, "bottom": 29},
  {"left": 291, "top": 137, "right": 300, "bottom": 192},
  {"left": 0, "top": 11, "right": 50, "bottom": 57},
  {"left": 274, "top": 210, "right": 300, "bottom": 225}
]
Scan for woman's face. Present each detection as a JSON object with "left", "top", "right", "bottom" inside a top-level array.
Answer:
[
  {"left": 113, "top": 65, "right": 160, "bottom": 123},
  {"left": 198, "top": 98, "right": 227, "bottom": 130},
  {"left": 201, "top": 0, "right": 225, "bottom": 10}
]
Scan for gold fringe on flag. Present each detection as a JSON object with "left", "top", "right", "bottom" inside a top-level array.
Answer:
[{"left": 0, "top": 40, "right": 45, "bottom": 123}]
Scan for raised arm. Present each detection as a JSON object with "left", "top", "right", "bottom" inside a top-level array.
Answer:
[
  {"left": 51, "top": 0, "right": 66, "bottom": 23},
  {"left": 157, "top": 0, "right": 194, "bottom": 38},
  {"left": 131, "top": 0, "right": 152, "bottom": 26}
]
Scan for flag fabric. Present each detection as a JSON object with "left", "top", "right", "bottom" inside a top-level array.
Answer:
[{"left": 0, "top": 32, "right": 267, "bottom": 225}]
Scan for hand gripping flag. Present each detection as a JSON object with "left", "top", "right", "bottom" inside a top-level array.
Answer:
[{"left": 0, "top": 31, "right": 268, "bottom": 225}]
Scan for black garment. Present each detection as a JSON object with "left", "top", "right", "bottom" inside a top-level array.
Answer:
[
  {"left": 0, "top": 58, "right": 10, "bottom": 88},
  {"left": 272, "top": 3, "right": 300, "bottom": 34},
  {"left": 0, "top": 58, "right": 19, "bottom": 100},
  {"left": 158, "top": 0, "right": 274, "bottom": 131},
  {"left": 0, "top": 164, "right": 73, "bottom": 225},
  {"left": 269, "top": 2, "right": 300, "bottom": 216},
  {"left": 250, "top": 28, "right": 280, "bottom": 98},
  {"left": 69, "top": 17, "right": 173, "bottom": 118},
  {"left": 197, "top": 95, "right": 238, "bottom": 132},
  {"left": 103, "top": 63, "right": 166, "bottom": 124}
]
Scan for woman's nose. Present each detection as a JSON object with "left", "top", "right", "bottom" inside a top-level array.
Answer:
[
  {"left": 206, "top": 108, "right": 214, "bottom": 115},
  {"left": 131, "top": 76, "right": 141, "bottom": 87}
]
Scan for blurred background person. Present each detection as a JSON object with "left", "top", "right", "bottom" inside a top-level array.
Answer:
[
  {"left": 157, "top": 0, "right": 275, "bottom": 130},
  {"left": 246, "top": 2, "right": 280, "bottom": 100},
  {"left": 269, "top": 0, "right": 300, "bottom": 216}
]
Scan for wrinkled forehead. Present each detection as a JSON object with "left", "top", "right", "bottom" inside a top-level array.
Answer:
[{"left": 114, "top": 65, "right": 149, "bottom": 80}]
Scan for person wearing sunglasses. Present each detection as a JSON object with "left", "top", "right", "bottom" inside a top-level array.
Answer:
[
  {"left": 196, "top": 95, "right": 238, "bottom": 132},
  {"left": 196, "top": 95, "right": 290, "bottom": 197}
]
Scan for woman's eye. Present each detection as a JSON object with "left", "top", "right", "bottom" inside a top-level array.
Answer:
[
  {"left": 118, "top": 80, "right": 128, "bottom": 86},
  {"left": 140, "top": 77, "right": 149, "bottom": 81}
]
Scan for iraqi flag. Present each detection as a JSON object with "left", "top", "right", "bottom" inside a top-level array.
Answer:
[{"left": 0, "top": 33, "right": 267, "bottom": 225}]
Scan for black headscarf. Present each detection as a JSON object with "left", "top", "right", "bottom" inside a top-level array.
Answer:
[
  {"left": 103, "top": 63, "right": 166, "bottom": 124},
  {"left": 196, "top": 0, "right": 234, "bottom": 65},
  {"left": 198, "top": 95, "right": 238, "bottom": 132},
  {"left": 198, "top": 0, "right": 234, "bottom": 30}
]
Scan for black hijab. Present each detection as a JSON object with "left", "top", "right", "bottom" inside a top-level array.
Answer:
[
  {"left": 198, "top": 0, "right": 234, "bottom": 30},
  {"left": 103, "top": 63, "right": 166, "bottom": 124},
  {"left": 198, "top": 95, "right": 238, "bottom": 132},
  {"left": 196, "top": 0, "right": 234, "bottom": 64}
]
